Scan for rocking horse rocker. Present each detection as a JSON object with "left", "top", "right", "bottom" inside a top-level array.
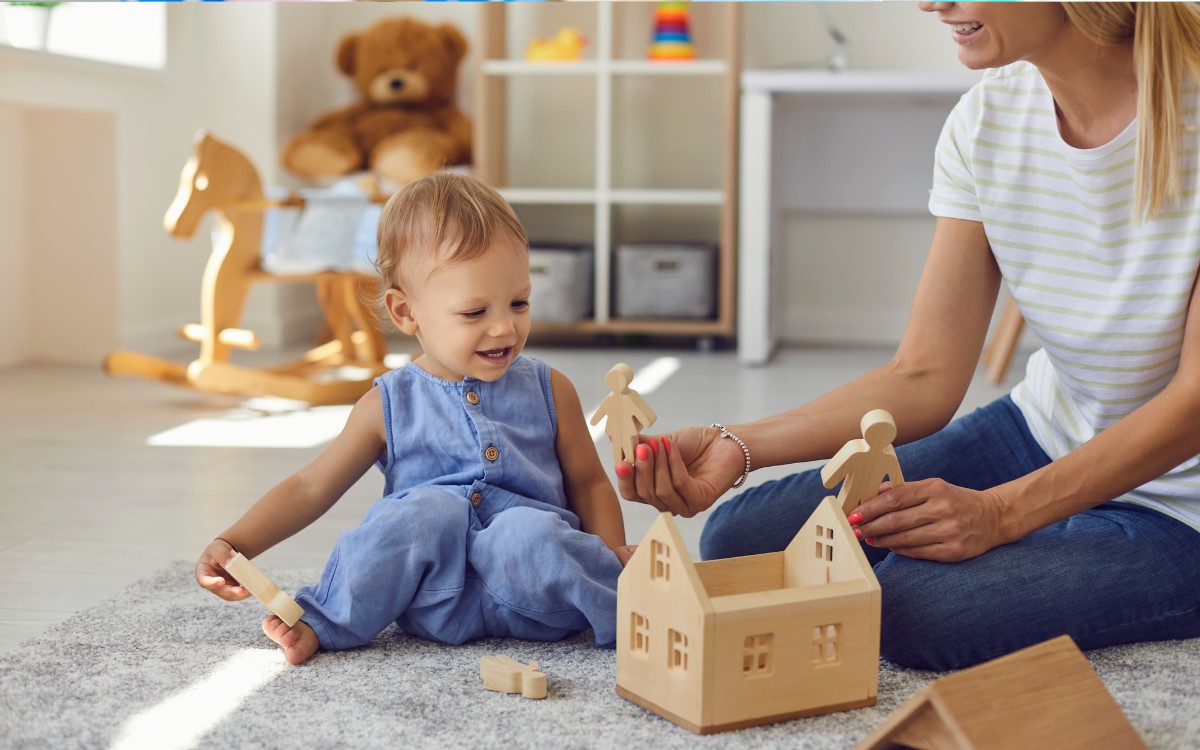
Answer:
[{"left": 104, "top": 131, "right": 389, "bottom": 405}]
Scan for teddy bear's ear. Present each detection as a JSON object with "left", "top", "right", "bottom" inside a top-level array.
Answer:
[
  {"left": 438, "top": 24, "right": 468, "bottom": 67},
  {"left": 336, "top": 33, "right": 359, "bottom": 77}
]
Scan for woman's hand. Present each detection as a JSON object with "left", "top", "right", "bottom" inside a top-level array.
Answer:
[
  {"left": 615, "top": 426, "right": 746, "bottom": 518},
  {"left": 195, "top": 538, "right": 251, "bottom": 601},
  {"left": 851, "top": 479, "right": 1010, "bottom": 562}
]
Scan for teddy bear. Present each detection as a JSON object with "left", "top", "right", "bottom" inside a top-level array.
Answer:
[{"left": 281, "top": 17, "right": 472, "bottom": 187}]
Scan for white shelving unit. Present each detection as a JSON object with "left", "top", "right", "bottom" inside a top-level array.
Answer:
[{"left": 475, "top": 2, "right": 741, "bottom": 339}]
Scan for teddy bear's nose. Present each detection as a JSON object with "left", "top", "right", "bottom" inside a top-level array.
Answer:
[{"left": 389, "top": 78, "right": 405, "bottom": 91}]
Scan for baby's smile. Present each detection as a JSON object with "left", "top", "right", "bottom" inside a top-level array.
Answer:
[{"left": 477, "top": 346, "right": 514, "bottom": 364}]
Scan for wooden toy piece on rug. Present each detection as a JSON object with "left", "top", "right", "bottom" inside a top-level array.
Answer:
[
  {"left": 821, "top": 409, "right": 905, "bottom": 515},
  {"left": 854, "top": 635, "right": 1146, "bottom": 750},
  {"left": 223, "top": 552, "right": 305, "bottom": 628},
  {"left": 103, "top": 131, "right": 389, "bottom": 406},
  {"left": 590, "top": 363, "right": 658, "bottom": 465},
  {"left": 616, "top": 496, "right": 880, "bottom": 735},
  {"left": 480, "top": 655, "right": 548, "bottom": 700}
]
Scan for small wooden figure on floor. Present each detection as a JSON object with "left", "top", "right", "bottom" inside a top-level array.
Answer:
[
  {"left": 480, "top": 655, "right": 548, "bottom": 700},
  {"left": 854, "top": 635, "right": 1146, "bottom": 750},
  {"left": 821, "top": 409, "right": 905, "bottom": 515},
  {"left": 223, "top": 552, "right": 305, "bottom": 628},
  {"left": 590, "top": 363, "right": 657, "bottom": 465}
]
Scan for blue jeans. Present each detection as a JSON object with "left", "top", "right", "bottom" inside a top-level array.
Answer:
[{"left": 701, "top": 396, "right": 1200, "bottom": 670}]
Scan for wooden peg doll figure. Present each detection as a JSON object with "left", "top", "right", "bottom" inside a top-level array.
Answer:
[
  {"left": 821, "top": 409, "right": 905, "bottom": 515},
  {"left": 590, "top": 363, "right": 657, "bottom": 465}
]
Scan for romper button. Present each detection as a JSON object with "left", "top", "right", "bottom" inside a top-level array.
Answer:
[
  {"left": 485, "top": 446, "right": 500, "bottom": 462},
  {"left": 466, "top": 391, "right": 480, "bottom": 405},
  {"left": 470, "top": 492, "right": 482, "bottom": 506}
]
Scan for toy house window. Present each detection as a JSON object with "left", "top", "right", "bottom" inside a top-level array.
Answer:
[
  {"left": 651, "top": 540, "right": 671, "bottom": 583},
  {"left": 668, "top": 629, "right": 689, "bottom": 673},
  {"left": 813, "top": 623, "right": 842, "bottom": 666},
  {"left": 631, "top": 612, "right": 650, "bottom": 658},
  {"left": 815, "top": 525, "right": 835, "bottom": 562},
  {"left": 742, "top": 633, "right": 774, "bottom": 677}
]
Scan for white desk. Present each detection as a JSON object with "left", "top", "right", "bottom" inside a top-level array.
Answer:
[{"left": 737, "top": 70, "right": 980, "bottom": 365}]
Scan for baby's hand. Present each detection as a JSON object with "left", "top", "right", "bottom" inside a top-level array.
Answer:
[
  {"left": 612, "top": 545, "right": 638, "bottom": 567},
  {"left": 195, "top": 538, "right": 251, "bottom": 601}
]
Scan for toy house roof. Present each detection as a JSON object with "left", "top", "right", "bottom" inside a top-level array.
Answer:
[{"left": 626, "top": 495, "right": 877, "bottom": 613}]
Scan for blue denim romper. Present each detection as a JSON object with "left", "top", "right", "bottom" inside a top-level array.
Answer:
[{"left": 294, "top": 355, "right": 622, "bottom": 650}]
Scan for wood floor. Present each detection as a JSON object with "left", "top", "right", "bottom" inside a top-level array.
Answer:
[{"left": 0, "top": 344, "right": 1015, "bottom": 655}]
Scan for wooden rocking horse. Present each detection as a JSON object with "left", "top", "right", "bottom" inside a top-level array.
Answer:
[{"left": 104, "top": 130, "right": 389, "bottom": 405}]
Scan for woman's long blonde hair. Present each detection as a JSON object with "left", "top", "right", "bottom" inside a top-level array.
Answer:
[{"left": 1065, "top": 2, "right": 1200, "bottom": 219}]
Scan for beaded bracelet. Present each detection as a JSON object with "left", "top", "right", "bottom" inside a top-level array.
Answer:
[{"left": 711, "top": 423, "right": 751, "bottom": 489}]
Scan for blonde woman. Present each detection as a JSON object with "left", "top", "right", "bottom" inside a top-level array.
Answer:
[{"left": 620, "top": 2, "right": 1200, "bottom": 670}]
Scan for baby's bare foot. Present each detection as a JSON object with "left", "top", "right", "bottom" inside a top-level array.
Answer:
[{"left": 262, "top": 615, "right": 319, "bottom": 665}]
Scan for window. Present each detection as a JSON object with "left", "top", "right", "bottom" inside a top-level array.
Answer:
[
  {"left": 815, "top": 524, "right": 835, "bottom": 562},
  {"left": 1, "top": 3, "right": 166, "bottom": 70},
  {"left": 651, "top": 539, "right": 670, "bottom": 583},
  {"left": 742, "top": 633, "right": 773, "bottom": 677},
  {"left": 668, "top": 629, "right": 688, "bottom": 673},
  {"left": 813, "top": 623, "right": 842, "bottom": 666},
  {"left": 630, "top": 613, "right": 650, "bottom": 658}
]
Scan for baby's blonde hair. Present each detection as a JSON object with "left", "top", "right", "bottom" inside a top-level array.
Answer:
[{"left": 374, "top": 172, "right": 528, "bottom": 309}]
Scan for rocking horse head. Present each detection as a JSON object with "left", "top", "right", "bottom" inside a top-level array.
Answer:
[{"left": 164, "top": 130, "right": 264, "bottom": 239}]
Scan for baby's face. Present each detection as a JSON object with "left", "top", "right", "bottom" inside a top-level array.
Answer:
[{"left": 402, "top": 240, "right": 532, "bottom": 382}]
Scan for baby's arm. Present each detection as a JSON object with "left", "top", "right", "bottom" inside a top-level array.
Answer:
[
  {"left": 195, "top": 387, "right": 387, "bottom": 599},
  {"left": 550, "top": 369, "right": 632, "bottom": 564}
]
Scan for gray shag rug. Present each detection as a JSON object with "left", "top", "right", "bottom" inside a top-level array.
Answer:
[{"left": 1, "top": 561, "right": 1197, "bottom": 749}]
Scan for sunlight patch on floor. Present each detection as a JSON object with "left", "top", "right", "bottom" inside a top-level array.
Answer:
[
  {"left": 144, "top": 355, "right": 410, "bottom": 449},
  {"left": 146, "top": 400, "right": 352, "bottom": 448},
  {"left": 108, "top": 648, "right": 286, "bottom": 750},
  {"left": 587, "top": 356, "right": 680, "bottom": 443}
]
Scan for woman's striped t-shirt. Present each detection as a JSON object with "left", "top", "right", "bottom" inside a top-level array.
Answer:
[{"left": 928, "top": 61, "right": 1200, "bottom": 532}]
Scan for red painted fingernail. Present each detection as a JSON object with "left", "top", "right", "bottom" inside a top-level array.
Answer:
[
  {"left": 648, "top": 438, "right": 660, "bottom": 455},
  {"left": 663, "top": 436, "right": 671, "bottom": 452},
  {"left": 853, "top": 527, "right": 862, "bottom": 540},
  {"left": 615, "top": 464, "right": 630, "bottom": 477},
  {"left": 636, "top": 444, "right": 651, "bottom": 461},
  {"left": 848, "top": 511, "right": 863, "bottom": 524},
  {"left": 866, "top": 538, "right": 875, "bottom": 545}
]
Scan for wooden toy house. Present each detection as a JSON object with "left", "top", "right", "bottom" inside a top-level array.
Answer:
[{"left": 616, "top": 496, "right": 881, "bottom": 734}]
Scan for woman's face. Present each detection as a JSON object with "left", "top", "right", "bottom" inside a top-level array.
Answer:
[{"left": 918, "top": 2, "right": 1072, "bottom": 70}]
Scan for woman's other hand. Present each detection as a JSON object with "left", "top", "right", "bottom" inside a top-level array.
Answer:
[{"left": 851, "top": 479, "right": 1010, "bottom": 562}]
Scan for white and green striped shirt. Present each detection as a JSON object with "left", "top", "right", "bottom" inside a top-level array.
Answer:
[{"left": 929, "top": 61, "right": 1200, "bottom": 532}]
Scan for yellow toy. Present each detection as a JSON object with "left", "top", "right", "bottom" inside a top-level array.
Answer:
[{"left": 525, "top": 27, "right": 587, "bottom": 62}]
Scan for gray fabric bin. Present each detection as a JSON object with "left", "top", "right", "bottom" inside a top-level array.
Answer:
[
  {"left": 529, "top": 244, "right": 594, "bottom": 324},
  {"left": 615, "top": 242, "right": 717, "bottom": 319}
]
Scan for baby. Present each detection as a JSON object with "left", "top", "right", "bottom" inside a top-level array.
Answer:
[{"left": 195, "top": 172, "right": 634, "bottom": 664}]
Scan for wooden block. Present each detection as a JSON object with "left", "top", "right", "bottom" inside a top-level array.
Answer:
[
  {"left": 854, "top": 635, "right": 1146, "bottom": 750},
  {"left": 222, "top": 552, "right": 305, "bottom": 628},
  {"left": 480, "top": 654, "right": 547, "bottom": 699}
]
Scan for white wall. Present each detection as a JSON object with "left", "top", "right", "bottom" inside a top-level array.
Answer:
[
  {"left": 0, "top": 2, "right": 1020, "bottom": 369},
  {"left": 0, "top": 104, "right": 29, "bottom": 370},
  {"left": 0, "top": 3, "right": 287, "bottom": 365}
]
